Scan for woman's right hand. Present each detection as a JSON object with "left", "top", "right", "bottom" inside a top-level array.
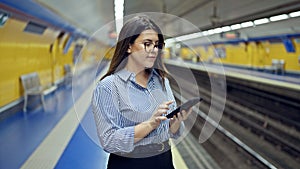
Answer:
[
  {"left": 147, "top": 100, "right": 174, "bottom": 129},
  {"left": 134, "top": 101, "right": 174, "bottom": 143}
]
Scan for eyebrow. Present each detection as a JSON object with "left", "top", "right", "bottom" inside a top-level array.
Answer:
[{"left": 143, "top": 39, "right": 159, "bottom": 43}]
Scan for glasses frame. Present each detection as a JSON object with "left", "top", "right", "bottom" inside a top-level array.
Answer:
[{"left": 136, "top": 41, "right": 165, "bottom": 53}]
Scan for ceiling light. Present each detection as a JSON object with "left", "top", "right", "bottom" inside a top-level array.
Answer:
[
  {"left": 221, "top": 26, "right": 231, "bottom": 32},
  {"left": 175, "top": 32, "right": 203, "bottom": 41},
  {"left": 269, "top": 14, "right": 289, "bottom": 22},
  {"left": 214, "top": 28, "right": 223, "bottom": 33},
  {"left": 208, "top": 29, "right": 215, "bottom": 35},
  {"left": 114, "top": 0, "right": 124, "bottom": 34},
  {"left": 230, "top": 24, "right": 241, "bottom": 30},
  {"left": 254, "top": 18, "right": 269, "bottom": 25},
  {"left": 289, "top": 11, "right": 300, "bottom": 17},
  {"left": 202, "top": 31, "right": 209, "bottom": 36},
  {"left": 165, "top": 38, "right": 176, "bottom": 47},
  {"left": 241, "top": 21, "right": 254, "bottom": 28}
]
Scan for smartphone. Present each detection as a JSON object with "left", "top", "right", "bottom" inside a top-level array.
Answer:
[{"left": 166, "top": 97, "right": 203, "bottom": 118}]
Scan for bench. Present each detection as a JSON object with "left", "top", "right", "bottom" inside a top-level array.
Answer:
[
  {"left": 20, "top": 72, "right": 46, "bottom": 113},
  {"left": 64, "top": 64, "right": 72, "bottom": 86},
  {"left": 271, "top": 59, "right": 285, "bottom": 75}
]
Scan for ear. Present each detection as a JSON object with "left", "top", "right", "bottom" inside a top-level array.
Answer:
[{"left": 127, "top": 45, "right": 131, "bottom": 53}]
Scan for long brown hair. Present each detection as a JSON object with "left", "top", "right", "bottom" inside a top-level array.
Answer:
[{"left": 101, "top": 15, "right": 168, "bottom": 81}]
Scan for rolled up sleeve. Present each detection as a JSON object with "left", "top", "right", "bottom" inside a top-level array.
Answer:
[
  {"left": 92, "top": 83, "right": 135, "bottom": 153},
  {"left": 169, "top": 122, "right": 185, "bottom": 139}
]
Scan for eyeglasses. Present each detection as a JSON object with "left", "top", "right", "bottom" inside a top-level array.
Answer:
[{"left": 137, "top": 41, "right": 165, "bottom": 53}]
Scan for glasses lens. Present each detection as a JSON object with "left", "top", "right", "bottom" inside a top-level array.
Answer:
[
  {"left": 143, "top": 42, "right": 164, "bottom": 53},
  {"left": 143, "top": 42, "right": 152, "bottom": 53}
]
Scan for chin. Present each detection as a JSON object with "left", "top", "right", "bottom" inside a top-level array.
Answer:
[
  {"left": 144, "top": 66, "right": 153, "bottom": 69},
  {"left": 144, "top": 63, "right": 154, "bottom": 69}
]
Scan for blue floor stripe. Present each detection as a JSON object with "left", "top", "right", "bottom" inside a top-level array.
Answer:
[
  {"left": 0, "top": 88, "right": 74, "bottom": 169},
  {"left": 0, "top": 63, "right": 106, "bottom": 169},
  {"left": 55, "top": 107, "right": 109, "bottom": 169}
]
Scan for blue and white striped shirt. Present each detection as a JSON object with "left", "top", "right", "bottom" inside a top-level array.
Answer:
[{"left": 92, "top": 68, "right": 184, "bottom": 153}]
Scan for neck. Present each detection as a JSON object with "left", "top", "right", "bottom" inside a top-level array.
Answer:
[
  {"left": 126, "top": 66, "right": 149, "bottom": 78},
  {"left": 125, "top": 65, "right": 150, "bottom": 88},
  {"left": 125, "top": 59, "right": 147, "bottom": 76}
]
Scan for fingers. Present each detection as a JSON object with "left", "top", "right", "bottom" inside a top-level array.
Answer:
[
  {"left": 158, "top": 100, "right": 174, "bottom": 109},
  {"left": 165, "top": 100, "right": 174, "bottom": 105},
  {"left": 158, "top": 104, "right": 169, "bottom": 110},
  {"left": 187, "top": 107, "right": 193, "bottom": 114},
  {"left": 156, "top": 100, "right": 174, "bottom": 116},
  {"left": 149, "top": 101, "right": 174, "bottom": 128},
  {"left": 180, "top": 110, "right": 190, "bottom": 120},
  {"left": 155, "top": 116, "right": 167, "bottom": 122},
  {"left": 157, "top": 108, "right": 168, "bottom": 116},
  {"left": 170, "top": 112, "right": 181, "bottom": 121},
  {"left": 171, "top": 108, "right": 192, "bottom": 121}
]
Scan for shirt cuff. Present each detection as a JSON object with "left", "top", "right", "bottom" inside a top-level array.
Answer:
[
  {"left": 169, "top": 121, "right": 185, "bottom": 139},
  {"left": 115, "top": 126, "right": 135, "bottom": 153},
  {"left": 103, "top": 126, "right": 135, "bottom": 153}
]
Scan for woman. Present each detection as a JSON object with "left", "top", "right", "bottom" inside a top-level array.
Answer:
[{"left": 92, "top": 15, "right": 192, "bottom": 169}]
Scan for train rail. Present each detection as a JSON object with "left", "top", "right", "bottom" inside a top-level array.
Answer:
[{"left": 166, "top": 63, "right": 300, "bottom": 169}]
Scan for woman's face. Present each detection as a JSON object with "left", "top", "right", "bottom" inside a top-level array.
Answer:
[{"left": 127, "top": 29, "right": 160, "bottom": 71}]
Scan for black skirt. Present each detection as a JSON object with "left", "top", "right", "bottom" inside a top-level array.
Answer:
[{"left": 107, "top": 149, "right": 175, "bottom": 169}]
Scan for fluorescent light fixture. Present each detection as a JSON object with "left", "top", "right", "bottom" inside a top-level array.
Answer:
[
  {"left": 164, "top": 11, "right": 300, "bottom": 43},
  {"left": 193, "top": 32, "right": 203, "bottom": 38},
  {"left": 230, "top": 24, "right": 241, "bottom": 30},
  {"left": 289, "top": 11, "right": 300, "bottom": 17},
  {"left": 202, "top": 31, "right": 209, "bottom": 36},
  {"left": 221, "top": 26, "right": 231, "bottom": 32},
  {"left": 254, "top": 18, "right": 269, "bottom": 25},
  {"left": 114, "top": 0, "right": 124, "bottom": 34},
  {"left": 195, "top": 32, "right": 204, "bottom": 37},
  {"left": 208, "top": 29, "right": 215, "bottom": 35},
  {"left": 175, "top": 32, "right": 203, "bottom": 41},
  {"left": 269, "top": 14, "right": 288, "bottom": 21},
  {"left": 165, "top": 38, "right": 176, "bottom": 47},
  {"left": 214, "top": 28, "right": 223, "bottom": 33},
  {"left": 241, "top": 21, "right": 254, "bottom": 28},
  {"left": 165, "top": 38, "right": 176, "bottom": 45}
]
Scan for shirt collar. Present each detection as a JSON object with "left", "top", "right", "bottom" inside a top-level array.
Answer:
[
  {"left": 151, "top": 68, "right": 160, "bottom": 78},
  {"left": 115, "top": 68, "right": 133, "bottom": 82},
  {"left": 115, "top": 68, "right": 161, "bottom": 82}
]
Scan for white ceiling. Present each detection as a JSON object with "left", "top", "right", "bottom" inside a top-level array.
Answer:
[{"left": 36, "top": 0, "right": 300, "bottom": 40}]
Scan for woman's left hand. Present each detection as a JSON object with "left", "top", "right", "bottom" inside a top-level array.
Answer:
[{"left": 169, "top": 107, "right": 192, "bottom": 134}]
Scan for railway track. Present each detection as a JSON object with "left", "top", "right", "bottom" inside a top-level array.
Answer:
[{"left": 166, "top": 63, "right": 300, "bottom": 169}]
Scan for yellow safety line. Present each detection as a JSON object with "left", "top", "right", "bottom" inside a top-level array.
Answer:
[{"left": 171, "top": 140, "right": 189, "bottom": 169}]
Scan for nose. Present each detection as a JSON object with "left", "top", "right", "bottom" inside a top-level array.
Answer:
[
  {"left": 149, "top": 47, "right": 158, "bottom": 54},
  {"left": 149, "top": 44, "right": 160, "bottom": 53}
]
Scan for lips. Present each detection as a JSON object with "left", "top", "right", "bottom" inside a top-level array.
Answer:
[{"left": 147, "top": 55, "right": 156, "bottom": 58}]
